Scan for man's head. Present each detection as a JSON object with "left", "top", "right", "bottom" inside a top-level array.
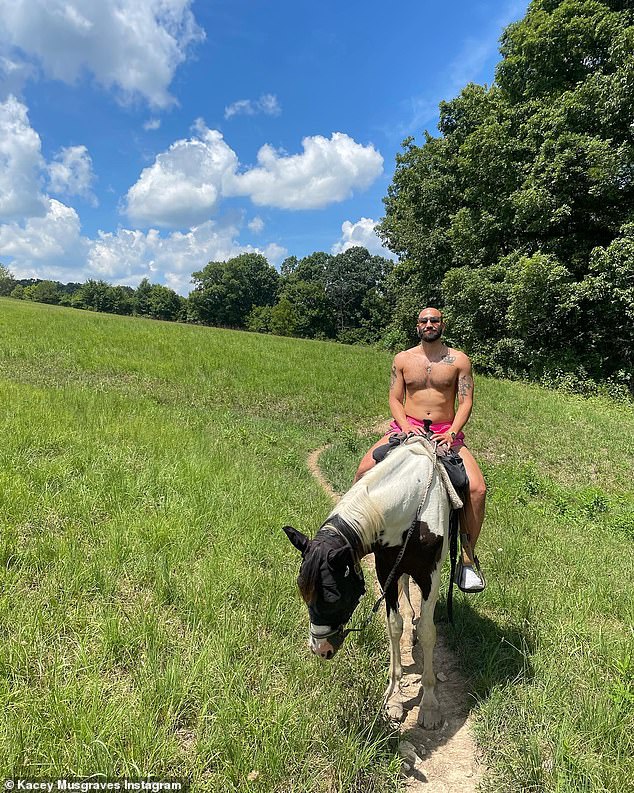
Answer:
[{"left": 416, "top": 307, "right": 444, "bottom": 343}]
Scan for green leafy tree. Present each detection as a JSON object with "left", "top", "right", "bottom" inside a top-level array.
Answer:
[
  {"left": 146, "top": 283, "right": 183, "bottom": 321},
  {"left": 189, "top": 253, "right": 279, "bottom": 328},
  {"left": 0, "top": 264, "right": 15, "bottom": 296},
  {"left": 134, "top": 278, "right": 153, "bottom": 316},
  {"left": 23, "top": 280, "right": 61, "bottom": 304},
  {"left": 71, "top": 280, "right": 117, "bottom": 313},
  {"left": 324, "top": 246, "right": 393, "bottom": 339}
]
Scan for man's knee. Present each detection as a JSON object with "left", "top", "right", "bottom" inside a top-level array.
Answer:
[
  {"left": 470, "top": 476, "right": 486, "bottom": 501},
  {"left": 354, "top": 453, "right": 376, "bottom": 482}
]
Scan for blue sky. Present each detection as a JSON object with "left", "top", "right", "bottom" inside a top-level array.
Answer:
[{"left": 0, "top": 0, "right": 529, "bottom": 294}]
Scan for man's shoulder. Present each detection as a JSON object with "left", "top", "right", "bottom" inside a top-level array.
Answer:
[
  {"left": 396, "top": 346, "right": 423, "bottom": 361},
  {"left": 447, "top": 347, "right": 471, "bottom": 368}
]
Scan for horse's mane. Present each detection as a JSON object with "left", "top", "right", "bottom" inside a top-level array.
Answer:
[{"left": 331, "top": 440, "right": 436, "bottom": 542}]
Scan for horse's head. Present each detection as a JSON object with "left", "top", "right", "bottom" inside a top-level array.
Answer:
[{"left": 283, "top": 525, "right": 365, "bottom": 659}]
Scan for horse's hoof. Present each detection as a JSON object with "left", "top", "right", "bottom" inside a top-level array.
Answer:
[
  {"left": 417, "top": 707, "right": 442, "bottom": 730},
  {"left": 386, "top": 701, "right": 405, "bottom": 723}
]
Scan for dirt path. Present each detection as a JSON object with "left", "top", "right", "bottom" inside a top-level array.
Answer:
[{"left": 307, "top": 445, "right": 483, "bottom": 792}]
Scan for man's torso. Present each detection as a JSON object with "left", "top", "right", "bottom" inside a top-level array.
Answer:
[{"left": 398, "top": 345, "right": 464, "bottom": 423}]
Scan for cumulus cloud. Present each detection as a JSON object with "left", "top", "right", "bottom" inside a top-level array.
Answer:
[
  {"left": 248, "top": 216, "right": 264, "bottom": 234},
  {"left": 0, "top": 0, "right": 204, "bottom": 107},
  {"left": 89, "top": 220, "right": 286, "bottom": 289},
  {"left": 0, "top": 198, "right": 86, "bottom": 276},
  {"left": 125, "top": 125, "right": 239, "bottom": 227},
  {"left": 48, "top": 145, "right": 97, "bottom": 205},
  {"left": 0, "top": 95, "right": 47, "bottom": 220},
  {"left": 125, "top": 124, "right": 384, "bottom": 226},
  {"left": 224, "top": 93, "right": 281, "bottom": 119},
  {"left": 331, "top": 217, "right": 395, "bottom": 258},
  {"left": 232, "top": 133, "right": 383, "bottom": 209},
  {"left": 1, "top": 203, "right": 286, "bottom": 294}
]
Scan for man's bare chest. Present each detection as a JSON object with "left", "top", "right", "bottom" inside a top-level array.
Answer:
[{"left": 403, "top": 355, "right": 458, "bottom": 393}]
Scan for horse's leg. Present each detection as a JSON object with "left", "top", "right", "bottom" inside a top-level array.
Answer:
[
  {"left": 384, "top": 601, "right": 405, "bottom": 722},
  {"left": 416, "top": 567, "right": 443, "bottom": 729},
  {"left": 399, "top": 574, "right": 417, "bottom": 646}
]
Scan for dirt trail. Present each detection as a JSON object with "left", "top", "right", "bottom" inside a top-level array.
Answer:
[{"left": 307, "top": 445, "right": 483, "bottom": 792}]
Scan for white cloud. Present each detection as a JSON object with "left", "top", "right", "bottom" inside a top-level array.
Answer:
[
  {"left": 233, "top": 132, "right": 383, "bottom": 210},
  {"left": 86, "top": 220, "right": 287, "bottom": 294},
  {"left": 125, "top": 125, "right": 239, "bottom": 227},
  {"left": 331, "top": 217, "right": 395, "bottom": 259},
  {"left": 0, "top": 198, "right": 86, "bottom": 276},
  {"left": 1, "top": 203, "right": 286, "bottom": 294},
  {"left": 224, "top": 93, "right": 281, "bottom": 119},
  {"left": 125, "top": 124, "right": 383, "bottom": 226},
  {"left": 143, "top": 118, "right": 161, "bottom": 131},
  {"left": 0, "top": 0, "right": 204, "bottom": 108},
  {"left": 262, "top": 242, "right": 287, "bottom": 265},
  {"left": 248, "top": 216, "right": 264, "bottom": 234},
  {"left": 48, "top": 145, "right": 97, "bottom": 205},
  {"left": 0, "top": 53, "right": 35, "bottom": 97},
  {"left": 0, "top": 101, "right": 287, "bottom": 292},
  {"left": 0, "top": 95, "right": 47, "bottom": 220}
]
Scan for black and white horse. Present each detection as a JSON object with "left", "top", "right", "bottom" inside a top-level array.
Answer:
[{"left": 283, "top": 435, "right": 462, "bottom": 729}]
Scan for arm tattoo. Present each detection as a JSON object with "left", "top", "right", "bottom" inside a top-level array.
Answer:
[
  {"left": 458, "top": 374, "right": 473, "bottom": 399},
  {"left": 390, "top": 364, "right": 397, "bottom": 389}
]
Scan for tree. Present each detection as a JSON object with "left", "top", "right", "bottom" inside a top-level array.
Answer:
[
  {"left": 323, "top": 246, "right": 393, "bottom": 339},
  {"left": 147, "top": 283, "right": 184, "bottom": 321},
  {"left": 71, "top": 280, "right": 118, "bottom": 313},
  {"left": 23, "top": 280, "right": 61, "bottom": 304},
  {"left": 134, "top": 278, "right": 153, "bottom": 316},
  {"left": 189, "top": 253, "right": 279, "bottom": 328},
  {"left": 0, "top": 264, "right": 15, "bottom": 296}
]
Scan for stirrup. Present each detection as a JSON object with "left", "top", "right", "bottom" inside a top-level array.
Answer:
[{"left": 455, "top": 556, "right": 486, "bottom": 593}]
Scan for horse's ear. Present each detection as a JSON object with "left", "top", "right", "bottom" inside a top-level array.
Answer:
[{"left": 282, "top": 525, "right": 309, "bottom": 555}]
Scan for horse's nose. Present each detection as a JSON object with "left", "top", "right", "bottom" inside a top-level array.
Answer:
[{"left": 311, "top": 637, "right": 336, "bottom": 659}]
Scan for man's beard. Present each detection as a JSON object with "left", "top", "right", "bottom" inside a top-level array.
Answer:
[{"left": 417, "top": 326, "right": 442, "bottom": 342}]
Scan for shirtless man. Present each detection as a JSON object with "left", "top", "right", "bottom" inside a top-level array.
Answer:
[{"left": 354, "top": 307, "right": 486, "bottom": 591}]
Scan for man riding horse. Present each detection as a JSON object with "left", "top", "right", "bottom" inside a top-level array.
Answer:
[{"left": 354, "top": 307, "right": 486, "bottom": 592}]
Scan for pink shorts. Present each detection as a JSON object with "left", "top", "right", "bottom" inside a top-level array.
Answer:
[{"left": 388, "top": 416, "right": 465, "bottom": 449}]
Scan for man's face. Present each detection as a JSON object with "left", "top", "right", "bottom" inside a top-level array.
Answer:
[{"left": 416, "top": 312, "right": 443, "bottom": 342}]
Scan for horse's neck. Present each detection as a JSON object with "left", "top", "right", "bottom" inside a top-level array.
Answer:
[{"left": 334, "top": 446, "right": 442, "bottom": 552}]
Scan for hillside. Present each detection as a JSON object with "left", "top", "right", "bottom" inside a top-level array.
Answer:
[{"left": 1, "top": 297, "right": 632, "bottom": 791}]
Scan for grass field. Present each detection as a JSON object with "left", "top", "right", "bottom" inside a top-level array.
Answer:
[{"left": 1, "top": 297, "right": 633, "bottom": 792}]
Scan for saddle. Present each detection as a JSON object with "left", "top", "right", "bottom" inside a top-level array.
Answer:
[{"left": 372, "top": 428, "right": 468, "bottom": 502}]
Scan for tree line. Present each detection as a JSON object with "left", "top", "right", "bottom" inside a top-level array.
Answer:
[
  {"left": 0, "top": 247, "right": 395, "bottom": 345},
  {"left": 2, "top": 1, "right": 632, "bottom": 396}
]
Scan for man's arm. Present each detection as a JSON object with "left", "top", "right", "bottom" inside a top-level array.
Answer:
[
  {"left": 450, "top": 355, "right": 474, "bottom": 436},
  {"left": 388, "top": 353, "right": 417, "bottom": 434}
]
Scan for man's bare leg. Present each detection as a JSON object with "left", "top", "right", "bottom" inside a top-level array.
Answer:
[
  {"left": 353, "top": 434, "right": 392, "bottom": 483},
  {"left": 456, "top": 446, "right": 486, "bottom": 590},
  {"left": 457, "top": 446, "right": 486, "bottom": 553}
]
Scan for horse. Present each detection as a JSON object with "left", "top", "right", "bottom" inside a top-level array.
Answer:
[{"left": 283, "top": 435, "right": 463, "bottom": 729}]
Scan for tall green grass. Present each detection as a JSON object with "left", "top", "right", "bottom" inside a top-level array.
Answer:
[{"left": 1, "top": 297, "right": 632, "bottom": 791}]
